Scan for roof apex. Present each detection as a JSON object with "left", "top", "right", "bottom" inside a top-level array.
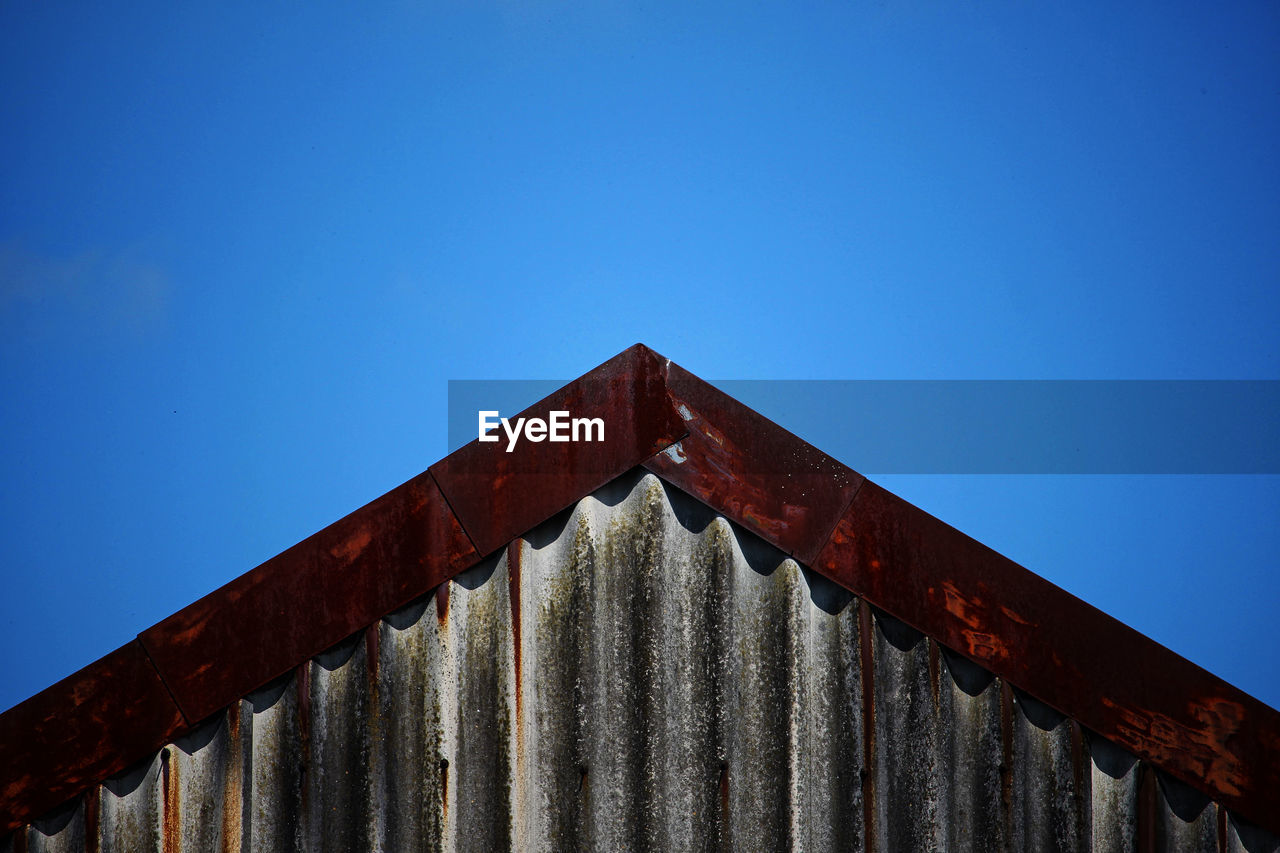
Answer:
[{"left": 2, "top": 344, "right": 1277, "bottom": 836}]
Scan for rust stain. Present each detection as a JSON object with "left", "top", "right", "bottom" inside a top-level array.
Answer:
[
  {"left": 188, "top": 661, "right": 216, "bottom": 680},
  {"left": 435, "top": 581, "right": 450, "bottom": 626},
  {"left": 1190, "top": 695, "right": 1245, "bottom": 732},
  {"left": 508, "top": 541, "right": 523, "bottom": 725},
  {"left": 740, "top": 505, "right": 788, "bottom": 539},
  {"left": 221, "top": 708, "right": 242, "bottom": 853},
  {"left": 163, "top": 623, "right": 208, "bottom": 649},
  {"left": 1069, "top": 719, "right": 1086, "bottom": 810},
  {"left": 703, "top": 421, "right": 727, "bottom": 448},
  {"left": 1137, "top": 762, "right": 1158, "bottom": 853},
  {"left": 998, "top": 605, "right": 1032, "bottom": 626},
  {"left": 1259, "top": 722, "right": 1280, "bottom": 753},
  {"left": 1, "top": 777, "right": 33, "bottom": 802},
  {"left": 960, "top": 630, "right": 1010, "bottom": 665},
  {"left": 501, "top": 535, "right": 526, "bottom": 847},
  {"left": 407, "top": 482, "right": 431, "bottom": 513},
  {"left": 652, "top": 362, "right": 862, "bottom": 565},
  {"left": 330, "top": 525, "right": 373, "bottom": 563},
  {"left": 162, "top": 747, "right": 179, "bottom": 853},
  {"left": 1100, "top": 695, "right": 1249, "bottom": 798},
  {"left": 85, "top": 785, "right": 100, "bottom": 853},
  {"left": 939, "top": 581, "right": 983, "bottom": 629}
]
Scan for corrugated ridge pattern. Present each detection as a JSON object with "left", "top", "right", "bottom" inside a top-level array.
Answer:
[{"left": 5, "top": 472, "right": 1273, "bottom": 852}]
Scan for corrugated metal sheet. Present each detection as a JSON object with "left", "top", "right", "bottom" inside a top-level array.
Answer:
[
  {"left": 4, "top": 345, "right": 1277, "bottom": 837},
  {"left": 5, "top": 471, "right": 1274, "bottom": 852}
]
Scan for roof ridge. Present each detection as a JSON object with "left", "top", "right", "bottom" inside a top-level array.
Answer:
[{"left": 2, "top": 344, "right": 1277, "bottom": 836}]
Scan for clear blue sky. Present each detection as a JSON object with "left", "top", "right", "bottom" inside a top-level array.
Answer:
[{"left": 2, "top": 1, "right": 1277, "bottom": 715}]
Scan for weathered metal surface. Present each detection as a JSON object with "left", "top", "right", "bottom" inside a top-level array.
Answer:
[
  {"left": 6, "top": 348, "right": 1280, "bottom": 847},
  {"left": 1090, "top": 731, "right": 1140, "bottom": 853},
  {"left": 1006, "top": 690, "right": 1089, "bottom": 850},
  {"left": 865, "top": 611, "right": 1009, "bottom": 849},
  {"left": 643, "top": 363, "right": 863, "bottom": 566},
  {"left": 0, "top": 641, "right": 185, "bottom": 837},
  {"left": 8, "top": 472, "right": 1264, "bottom": 852},
  {"left": 139, "top": 469, "right": 477, "bottom": 725},
  {"left": 814, "top": 479, "right": 1280, "bottom": 834},
  {"left": 430, "top": 343, "right": 687, "bottom": 557}
]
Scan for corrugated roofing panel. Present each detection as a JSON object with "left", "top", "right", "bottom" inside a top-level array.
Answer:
[
  {"left": 430, "top": 343, "right": 687, "bottom": 557},
  {"left": 0, "top": 639, "right": 186, "bottom": 837},
  {"left": 139, "top": 468, "right": 477, "bottom": 725},
  {"left": 5, "top": 473, "right": 1273, "bottom": 852},
  {"left": 815, "top": 479, "right": 1280, "bottom": 829}
]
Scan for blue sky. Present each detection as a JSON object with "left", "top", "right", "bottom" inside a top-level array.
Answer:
[{"left": 1, "top": 1, "right": 1277, "bottom": 715}]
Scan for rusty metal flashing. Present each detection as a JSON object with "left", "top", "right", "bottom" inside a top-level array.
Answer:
[
  {"left": 642, "top": 362, "right": 864, "bottom": 566},
  {"left": 812, "top": 480, "right": 1280, "bottom": 832},
  {"left": 140, "top": 469, "right": 478, "bottom": 726},
  {"left": 429, "top": 344, "right": 687, "bottom": 557},
  {"left": 1, "top": 343, "right": 1278, "bottom": 838},
  {"left": 0, "top": 641, "right": 186, "bottom": 832}
]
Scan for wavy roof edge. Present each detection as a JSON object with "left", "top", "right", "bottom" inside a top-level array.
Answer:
[{"left": 2, "top": 343, "right": 1277, "bottom": 836}]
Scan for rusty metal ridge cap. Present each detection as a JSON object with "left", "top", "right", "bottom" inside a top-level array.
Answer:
[
  {"left": 0, "top": 640, "right": 187, "bottom": 835},
  {"left": 812, "top": 479, "right": 1280, "bottom": 835},
  {"left": 429, "top": 343, "right": 688, "bottom": 557},
  {"left": 431, "top": 344, "right": 867, "bottom": 568},
  {"left": 643, "top": 362, "right": 866, "bottom": 564},
  {"left": 4, "top": 344, "right": 1279, "bottom": 838},
  {"left": 0, "top": 343, "right": 691, "bottom": 834}
]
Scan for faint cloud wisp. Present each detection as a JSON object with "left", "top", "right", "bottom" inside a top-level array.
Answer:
[{"left": 0, "top": 241, "right": 172, "bottom": 344}]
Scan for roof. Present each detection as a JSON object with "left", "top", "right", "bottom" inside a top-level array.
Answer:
[
  {"left": 2, "top": 343, "right": 1277, "bottom": 842},
  {"left": 4, "top": 473, "right": 1254, "bottom": 850}
]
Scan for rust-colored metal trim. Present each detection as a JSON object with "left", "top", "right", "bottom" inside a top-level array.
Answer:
[
  {"left": 140, "top": 469, "right": 478, "bottom": 725},
  {"left": 642, "top": 363, "right": 863, "bottom": 565},
  {"left": 813, "top": 479, "right": 1280, "bottom": 833},
  {"left": 429, "top": 344, "right": 686, "bottom": 557},
  {"left": 0, "top": 640, "right": 187, "bottom": 835},
  {"left": 2, "top": 343, "right": 1279, "bottom": 838}
]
